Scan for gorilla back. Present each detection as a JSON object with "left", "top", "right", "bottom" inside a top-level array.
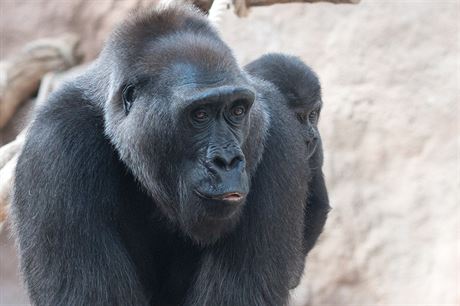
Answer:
[{"left": 12, "top": 5, "right": 317, "bottom": 306}]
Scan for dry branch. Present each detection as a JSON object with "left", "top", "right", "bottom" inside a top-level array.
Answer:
[
  {"left": 194, "top": 0, "right": 359, "bottom": 15},
  {"left": 0, "top": 34, "right": 81, "bottom": 129},
  {"left": 248, "top": 0, "right": 360, "bottom": 6},
  {"left": 0, "top": 154, "right": 17, "bottom": 231},
  {"left": 0, "top": 131, "right": 25, "bottom": 221},
  {"left": 0, "top": 36, "right": 82, "bottom": 230},
  {"left": 0, "top": 131, "right": 25, "bottom": 169}
]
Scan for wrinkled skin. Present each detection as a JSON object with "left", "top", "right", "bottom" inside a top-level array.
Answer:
[{"left": 12, "top": 5, "right": 327, "bottom": 306}]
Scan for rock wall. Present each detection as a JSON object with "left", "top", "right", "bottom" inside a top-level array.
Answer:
[{"left": 1, "top": 0, "right": 458, "bottom": 305}]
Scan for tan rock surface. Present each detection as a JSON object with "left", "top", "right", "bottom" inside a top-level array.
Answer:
[{"left": 1, "top": 0, "right": 458, "bottom": 305}]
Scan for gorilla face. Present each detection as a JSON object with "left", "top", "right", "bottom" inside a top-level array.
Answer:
[
  {"left": 104, "top": 34, "right": 258, "bottom": 243},
  {"left": 172, "top": 83, "right": 256, "bottom": 243},
  {"left": 179, "top": 86, "right": 255, "bottom": 213},
  {"left": 245, "top": 53, "right": 323, "bottom": 161},
  {"left": 296, "top": 102, "right": 322, "bottom": 159}
]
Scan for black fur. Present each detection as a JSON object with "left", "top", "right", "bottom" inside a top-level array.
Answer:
[
  {"left": 246, "top": 53, "right": 330, "bottom": 288},
  {"left": 12, "top": 6, "right": 326, "bottom": 305}
]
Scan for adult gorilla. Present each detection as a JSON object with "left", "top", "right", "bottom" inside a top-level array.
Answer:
[{"left": 12, "top": 5, "right": 326, "bottom": 306}]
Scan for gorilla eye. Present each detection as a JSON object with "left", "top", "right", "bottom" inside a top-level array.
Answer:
[
  {"left": 309, "top": 110, "right": 319, "bottom": 124},
  {"left": 193, "top": 109, "right": 209, "bottom": 122},
  {"left": 122, "top": 85, "right": 137, "bottom": 115},
  {"left": 231, "top": 105, "right": 246, "bottom": 117}
]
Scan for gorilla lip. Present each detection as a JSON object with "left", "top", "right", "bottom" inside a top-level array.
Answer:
[
  {"left": 195, "top": 190, "right": 246, "bottom": 202},
  {"left": 221, "top": 192, "right": 244, "bottom": 202}
]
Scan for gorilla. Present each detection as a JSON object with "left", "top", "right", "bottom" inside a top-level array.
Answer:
[
  {"left": 12, "top": 5, "right": 328, "bottom": 306},
  {"left": 246, "top": 53, "right": 330, "bottom": 287}
]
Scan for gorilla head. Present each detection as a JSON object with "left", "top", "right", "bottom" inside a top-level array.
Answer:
[
  {"left": 246, "top": 53, "right": 322, "bottom": 160},
  {"left": 101, "top": 7, "right": 266, "bottom": 244}
]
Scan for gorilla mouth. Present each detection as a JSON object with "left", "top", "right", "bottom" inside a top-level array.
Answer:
[
  {"left": 221, "top": 193, "right": 244, "bottom": 202},
  {"left": 194, "top": 190, "right": 246, "bottom": 203}
]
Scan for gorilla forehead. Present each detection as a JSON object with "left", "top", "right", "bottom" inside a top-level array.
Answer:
[
  {"left": 247, "top": 54, "right": 322, "bottom": 105},
  {"left": 119, "top": 32, "right": 237, "bottom": 77},
  {"left": 110, "top": 5, "right": 216, "bottom": 51},
  {"left": 142, "top": 33, "right": 241, "bottom": 86},
  {"left": 106, "top": 5, "right": 237, "bottom": 79}
]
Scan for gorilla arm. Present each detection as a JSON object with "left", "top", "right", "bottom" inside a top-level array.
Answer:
[
  {"left": 303, "top": 165, "right": 329, "bottom": 256},
  {"left": 12, "top": 84, "right": 148, "bottom": 306}
]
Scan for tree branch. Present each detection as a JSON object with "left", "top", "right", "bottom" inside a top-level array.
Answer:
[
  {"left": 0, "top": 36, "right": 81, "bottom": 230},
  {"left": 0, "top": 34, "right": 81, "bottom": 129},
  {"left": 248, "top": 0, "right": 360, "bottom": 6},
  {"left": 193, "top": 0, "right": 359, "bottom": 13}
]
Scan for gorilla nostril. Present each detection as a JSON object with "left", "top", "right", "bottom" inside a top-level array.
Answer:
[
  {"left": 229, "top": 156, "right": 243, "bottom": 169},
  {"left": 212, "top": 156, "right": 228, "bottom": 170},
  {"left": 212, "top": 155, "right": 243, "bottom": 170}
]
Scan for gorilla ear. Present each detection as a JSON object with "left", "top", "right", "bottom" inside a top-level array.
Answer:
[{"left": 122, "top": 84, "right": 137, "bottom": 115}]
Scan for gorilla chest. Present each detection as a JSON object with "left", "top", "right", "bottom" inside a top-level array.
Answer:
[{"left": 121, "top": 215, "right": 201, "bottom": 305}]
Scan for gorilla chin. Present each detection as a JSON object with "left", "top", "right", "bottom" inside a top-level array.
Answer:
[
  {"left": 179, "top": 156, "right": 250, "bottom": 243},
  {"left": 195, "top": 190, "right": 247, "bottom": 219},
  {"left": 183, "top": 189, "right": 248, "bottom": 244},
  {"left": 183, "top": 196, "right": 247, "bottom": 245}
]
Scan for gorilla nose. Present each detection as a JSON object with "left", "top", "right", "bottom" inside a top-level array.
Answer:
[
  {"left": 211, "top": 154, "right": 244, "bottom": 171},
  {"left": 204, "top": 150, "right": 248, "bottom": 193}
]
